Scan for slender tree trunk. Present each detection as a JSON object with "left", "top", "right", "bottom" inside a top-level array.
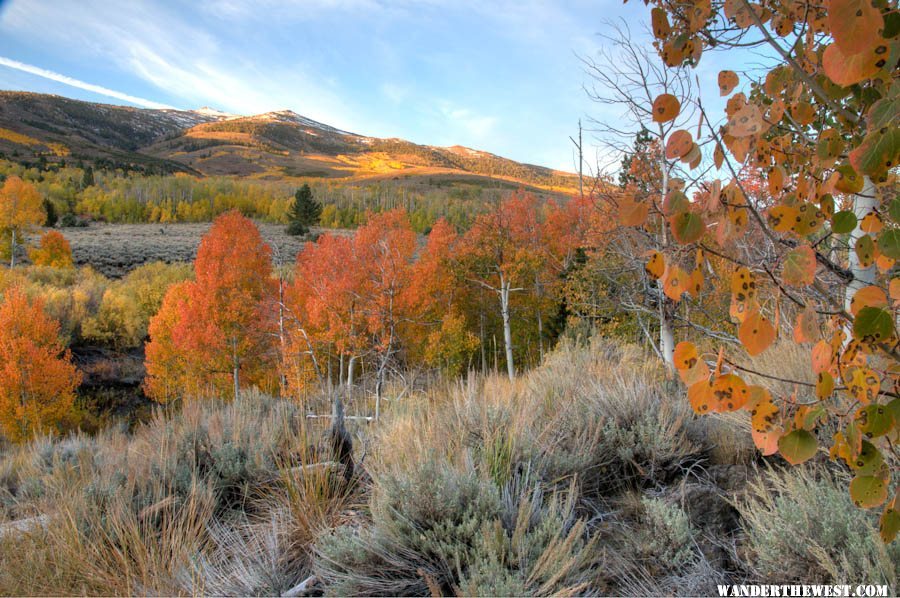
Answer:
[
  {"left": 657, "top": 154, "right": 675, "bottom": 373},
  {"left": 844, "top": 176, "right": 877, "bottom": 315},
  {"left": 9, "top": 229, "right": 15, "bottom": 268},
  {"left": 347, "top": 356, "right": 355, "bottom": 387},
  {"left": 232, "top": 337, "right": 240, "bottom": 400},
  {"left": 480, "top": 309, "right": 487, "bottom": 371},
  {"left": 500, "top": 275, "right": 515, "bottom": 381},
  {"left": 278, "top": 279, "right": 287, "bottom": 395},
  {"left": 536, "top": 307, "right": 544, "bottom": 362}
]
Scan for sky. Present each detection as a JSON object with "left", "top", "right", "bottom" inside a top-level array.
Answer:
[{"left": 0, "top": 0, "right": 733, "bottom": 172}]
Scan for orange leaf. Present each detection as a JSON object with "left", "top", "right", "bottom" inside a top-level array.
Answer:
[
  {"left": 711, "top": 373, "right": 750, "bottom": 412},
  {"left": 619, "top": 195, "right": 650, "bottom": 227},
  {"left": 847, "top": 367, "right": 881, "bottom": 405},
  {"left": 727, "top": 103, "right": 765, "bottom": 137},
  {"left": 793, "top": 305, "right": 818, "bottom": 343},
  {"left": 782, "top": 244, "right": 816, "bottom": 286},
  {"left": 652, "top": 93, "right": 681, "bottom": 123},
  {"left": 752, "top": 427, "right": 783, "bottom": 456},
  {"left": 827, "top": 0, "right": 884, "bottom": 56},
  {"left": 822, "top": 41, "right": 889, "bottom": 87},
  {"left": 811, "top": 340, "right": 835, "bottom": 374},
  {"left": 718, "top": 70, "right": 739, "bottom": 96},
  {"left": 662, "top": 263, "right": 689, "bottom": 301},
  {"left": 665, "top": 130, "right": 694, "bottom": 160},
  {"left": 739, "top": 310, "right": 776, "bottom": 356},
  {"left": 850, "top": 285, "right": 888, "bottom": 316},
  {"left": 645, "top": 250, "right": 665, "bottom": 279},
  {"left": 673, "top": 341, "right": 699, "bottom": 370}
]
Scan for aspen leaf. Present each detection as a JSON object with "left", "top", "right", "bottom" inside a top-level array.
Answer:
[
  {"left": 850, "top": 285, "right": 888, "bottom": 316},
  {"left": 816, "top": 371, "right": 835, "bottom": 399},
  {"left": 880, "top": 495, "right": 900, "bottom": 542},
  {"left": 827, "top": 0, "right": 884, "bottom": 56},
  {"left": 689, "top": 378, "right": 715, "bottom": 414},
  {"left": 853, "top": 306, "right": 895, "bottom": 344},
  {"left": 831, "top": 210, "right": 857, "bottom": 234},
  {"left": 711, "top": 373, "right": 749, "bottom": 411},
  {"left": 619, "top": 195, "right": 650, "bottom": 227},
  {"left": 739, "top": 310, "right": 776, "bottom": 356},
  {"left": 727, "top": 103, "right": 764, "bottom": 137},
  {"left": 856, "top": 234, "right": 875, "bottom": 267},
  {"left": 673, "top": 341, "right": 699, "bottom": 370},
  {"left": 877, "top": 229, "right": 900, "bottom": 260},
  {"left": 752, "top": 427, "right": 783, "bottom": 456},
  {"left": 811, "top": 340, "right": 835, "bottom": 374},
  {"left": 791, "top": 202, "right": 826, "bottom": 236},
  {"left": 680, "top": 359, "right": 710, "bottom": 386},
  {"left": 652, "top": 93, "right": 681, "bottom": 123},
  {"left": 768, "top": 165, "right": 786, "bottom": 195},
  {"left": 778, "top": 429, "right": 817, "bottom": 465},
  {"left": 782, "top": 245, "right": 816, "bottom": 286},
  {"left": 850, "top": 125, "right": 900, "bottom": 184},
  {"left": 793, "top": 306, "right": 818, "bottom": 343},
  {"left": 768, "top": 205, "right": 799, "bottom": 233},
  {"left": 851, "top": 440, "right": 886, "bottom": 476},
  {"left": 890, "top": 278, "right": 900, "bottom": 306},
  {"left": 665, "top": 130, "right": 694, "bottom": 160},
  {"left": 860, "top": 211, "right": 884, "bottom": 234},
  {"left": 718, "top": 70, "right": 739, "bottom": 95},
  {"left": 835, "top": 164, "right": 864, "bottom": 194},
  {"left": 651, "top": 7, "right": 671, "bottom": 39},
  {"left": 822, "top": 41, "right": 890, "bottom": 87},
  {"left": 645, "top": 250, "right": 665, "bottom": 279},
  {"left": 669, "top": 211, "right": 705, "bottom": 244},
  {"left": 662, "top": 264, "right": 689, "bottom": 301},
  {"left": 847, "top": 367, "right": 881, "bottom": 404},
  {"left": 850, "top": 475, "right": 888, "bottom": 509},
  {"left": 855, "top": 404, "right": 895, "bottom": 439}
]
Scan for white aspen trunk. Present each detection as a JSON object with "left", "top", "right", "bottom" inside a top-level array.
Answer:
[
  {"left": 347, "top": 355, "right": 356, "bottom": 387},
  {"left": 500, "top": 275, "right": 515, "bottom": 381},
  {"left": 657, "top": 154, "right": 675, "bottom": 373},
  {"left": 844, "top": 176, "right": 877, "bottom": 314},
  {"left": 9, "top": 228, "right": 15, "bottom": 268}
]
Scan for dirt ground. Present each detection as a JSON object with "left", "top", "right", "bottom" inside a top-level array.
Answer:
[{"left": 51, "top": 222, "right": 323, "bottom": 277}]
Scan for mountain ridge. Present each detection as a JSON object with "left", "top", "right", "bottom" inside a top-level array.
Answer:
[{"left": 0, "top": 91, "right": 578, "bottom": 192}]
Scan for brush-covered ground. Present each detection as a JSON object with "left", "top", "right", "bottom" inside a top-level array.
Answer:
[{"left": 0, "top": 340, "right": 896, "bottom": 596}]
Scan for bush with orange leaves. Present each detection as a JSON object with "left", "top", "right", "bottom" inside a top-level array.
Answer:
[
  {"left": 0, "top": 287, "right": 81, "bottom": 442},
  {"left": 28, "top": 230, "right": 73, "bottom": 269}
]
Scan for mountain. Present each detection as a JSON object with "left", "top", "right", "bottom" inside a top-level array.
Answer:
[{"left": 0, "top": 91, "right": 578, "bottom": 192}]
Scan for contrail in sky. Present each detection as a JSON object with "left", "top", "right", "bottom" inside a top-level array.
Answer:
[{"left": 0, "top": 56, "right": 175, "bottom": 109}]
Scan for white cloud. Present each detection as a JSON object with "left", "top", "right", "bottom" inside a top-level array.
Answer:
[
  {"left": 437, "top": 101, "right": 496, "bottom": 140},
  {"left": 0, "top": 0, "right": 361, "bottom": 129},
  {"left": 0, "top": 56, "right": 174, "bottom": 109}
]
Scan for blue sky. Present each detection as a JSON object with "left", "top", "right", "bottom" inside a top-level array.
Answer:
[{"left": 0, "top": 0, "right": 731, "bottom": 171}]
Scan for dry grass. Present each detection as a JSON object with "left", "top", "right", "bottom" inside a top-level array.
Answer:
[
  {"left": 0, "top": 338, "right": 890, "bottom": 596},
  {"left": 0, "top": 391, "right": 361, "bottom": 595}
]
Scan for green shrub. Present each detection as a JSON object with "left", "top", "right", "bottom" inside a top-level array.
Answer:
[
  {"left": 738, "top": 466, "right": 899, "bottom": 585},
  {"left": 314, "top": 463, "right": 599, "bottom": 596}
]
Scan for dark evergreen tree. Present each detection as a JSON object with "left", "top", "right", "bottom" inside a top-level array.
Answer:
[
  {"left": 81, "top": 166, "right": 94, "bottom": 189},
  {"left": 42, "top": 199, "right": 58, "bottom": 227},
  {"left": 286, "top": 184, "right": 322, "bottom": 236}
]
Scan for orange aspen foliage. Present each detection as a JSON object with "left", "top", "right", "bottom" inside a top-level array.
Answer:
[
  {"left": 29, "top": 230, "right": 74, "bottom": 268},
  {"left": 0, "top": 287, "right": 81, "bottom": 442},
  {"left": 144, "top": 211, "right": 276, "bottom": 402},
  {"left": 0, "top": 175, "right": 44, "bottom": 267}
]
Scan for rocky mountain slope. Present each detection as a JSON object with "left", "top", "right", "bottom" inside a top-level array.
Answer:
[{"left": 0, "top": 91, "right": 577, "bottom": 191}]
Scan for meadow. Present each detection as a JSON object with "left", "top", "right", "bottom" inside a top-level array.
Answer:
[{"left": 2, "top": 339, "right": 894, "bottom": 596}]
